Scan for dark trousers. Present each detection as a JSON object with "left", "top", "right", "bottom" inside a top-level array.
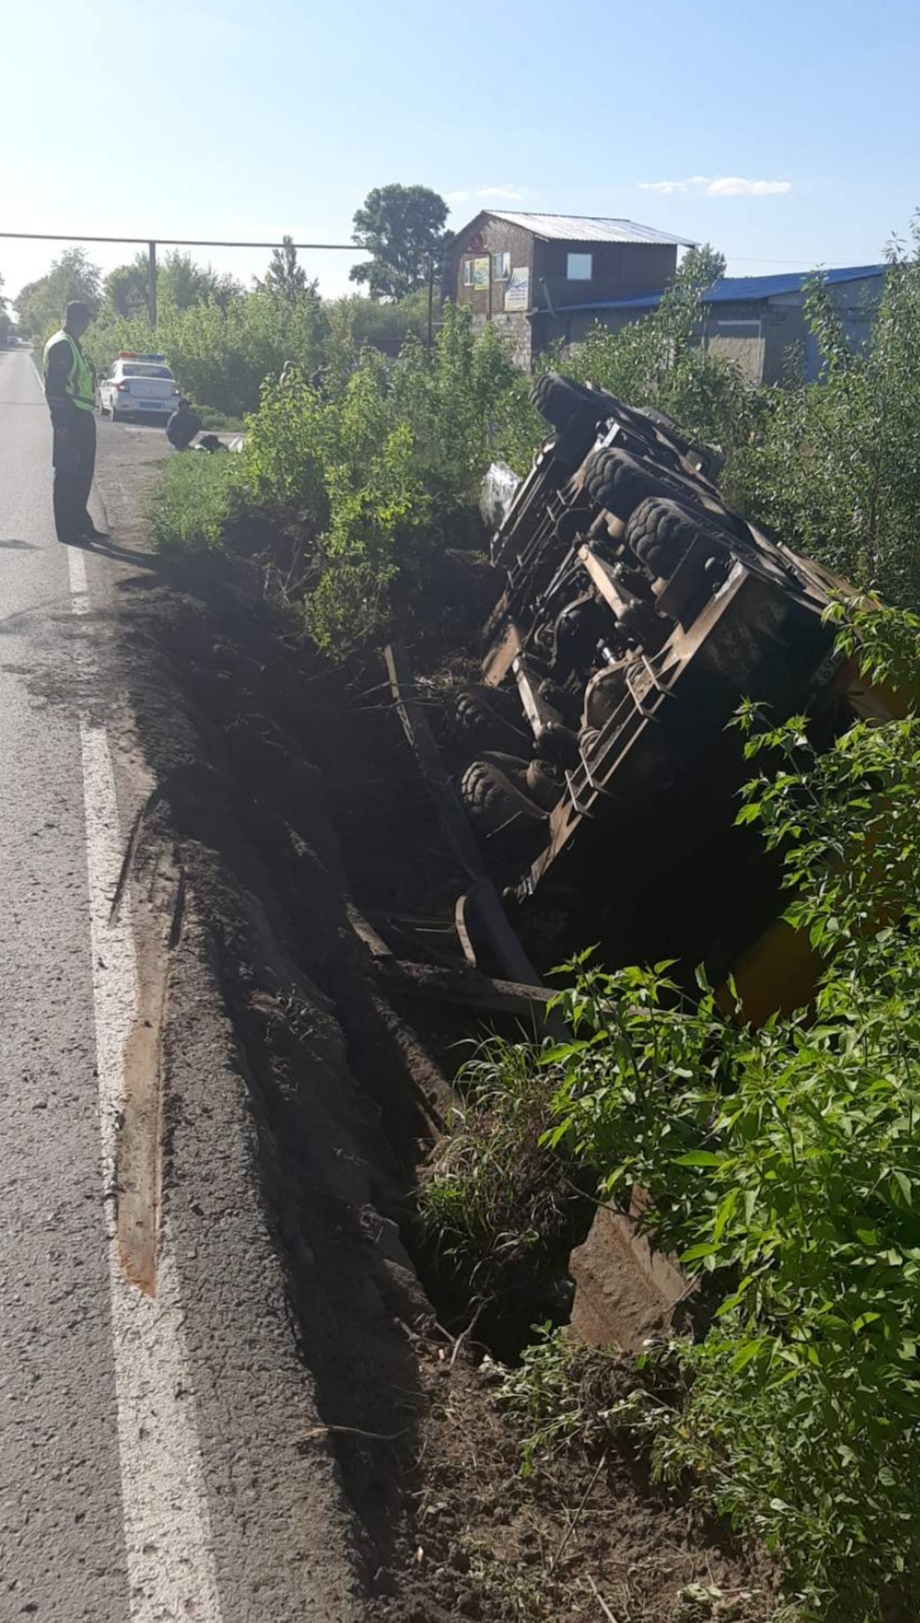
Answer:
[{"left": 52, "top": 410, "right": 96, "bottom": 543}]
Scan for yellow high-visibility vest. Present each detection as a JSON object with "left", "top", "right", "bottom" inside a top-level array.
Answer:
[{"left": 44, "top": 329, "right": 94, "bottom": 411}]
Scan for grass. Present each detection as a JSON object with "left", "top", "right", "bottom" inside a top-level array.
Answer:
[
  {"left": 497, "top": 1325, "right": 636, "bottom": 1476},
  {"left": 417, "top": 1035, "right": 579, "bottom": 1299},
  {"left": 147, "top": 450, "right": 239, "bottom": 554},
  {"left": 198, "top": 407, "right": 245, "bottom": 432}
]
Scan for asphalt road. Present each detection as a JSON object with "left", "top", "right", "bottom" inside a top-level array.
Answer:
[{"left": 0, "top": 349, "right": 361, "bottom": 1622}]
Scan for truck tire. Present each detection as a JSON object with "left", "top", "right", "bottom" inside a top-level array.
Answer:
[
  {"left": 460, "top": 753, "right": 546, "bottom": 843},
  {"left": 452, "top": 685, "right": 530, "bottom": 754},
  {"left": 582, "top": 445, "right": 701, "bottom": 523},
  {"left": 530, "top": 372, "right": 591, "bottom": 432},
  {"left": 626, "top": 497, "right": 742, "bottom": 579},
  {"left": 625, "top": 498, "right": 708, "bottom": 578}
]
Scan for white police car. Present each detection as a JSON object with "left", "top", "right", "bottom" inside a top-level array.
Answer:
[{"left": 98, "top": 353, "right": 180, "bottom": 423}]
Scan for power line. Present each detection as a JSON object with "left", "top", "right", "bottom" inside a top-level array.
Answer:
[{"left": 0, "top": 231, "right": 361, "bottom": 250}]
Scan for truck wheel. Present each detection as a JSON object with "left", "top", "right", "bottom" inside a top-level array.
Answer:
[
  {"left": 460, "top": 754, "right": 546, "bottom": 844},
  {"left": 452, "top": 685, "right": 530, "bottom": 754},
  {"left": 530, "top": 372, "right": 591, "bottom": 432},
  {"left": 627, "top": 497, "right": 705, "bottom": 577},
  {"left": 626, "top": 497, "right": 734, "bottom": 579},
  {"left": 582, "top": 445, "right": 698, "bottom": 522}
]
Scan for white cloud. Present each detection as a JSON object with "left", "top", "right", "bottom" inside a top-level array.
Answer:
[
  {"left": 706, "top": 176, "right": 791, "bottom": 197},
  {"left": 639, "top": 175, "right": 791, "bottom": 198},
  {"left": 639, "top": 176, "right": 708, "bottom": 196},
  {"left": 445, "top": 190, "right": 472, "bottom": 204}
]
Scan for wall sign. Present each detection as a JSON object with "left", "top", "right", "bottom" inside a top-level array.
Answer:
[
  {"left": 504, "top": 267, "right": 530, "bottom": 311},
  {"left": 471, "top": 257, "right": 490, "bottom": 292}
]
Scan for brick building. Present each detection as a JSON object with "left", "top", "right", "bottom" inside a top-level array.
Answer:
[{"left": 448, "top": 210, "right": 691, "bottom": 369}]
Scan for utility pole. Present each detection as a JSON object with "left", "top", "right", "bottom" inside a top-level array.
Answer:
[{"left": 147, "top": 241, "right": 157, "bottom": 328}]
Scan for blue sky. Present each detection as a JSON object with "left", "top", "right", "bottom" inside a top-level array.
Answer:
[{"left": 2, "top": 0, "right": 918, "bottom": 305}]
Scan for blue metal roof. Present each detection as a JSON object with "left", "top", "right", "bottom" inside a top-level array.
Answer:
[{"left": 553, "top": 263, "right": 887, "bottom": 315}]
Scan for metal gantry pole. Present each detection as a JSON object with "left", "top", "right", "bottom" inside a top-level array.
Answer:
[
  {"left": 0, "top": 232, "right": 358, "bottom": 250},
  {"left": 147, "top": 241, "right": 157, "bottom": 328}
]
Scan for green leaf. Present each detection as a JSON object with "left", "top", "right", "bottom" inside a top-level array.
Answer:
[
  {"left": 713, "top": 1187, "right": 740, "bottom": 1242},
  {"left": 892, "top": 1168, "right": 914, "bottom": 1209},
  {"left": 853, "top": 1311, "right": 881, "bottom": 1332},
  {"left": 735, "top": 803, "right": 763, "bottom": 826},
  {"left": 673, "top": 1150, "right": 725, "bottom": 1168},
  {"left": 730, "top": 1339, "right": 764, "bottom": 1373},
  {"left": 680, "top": 1242, "right": 720, "bottom": 1264}
]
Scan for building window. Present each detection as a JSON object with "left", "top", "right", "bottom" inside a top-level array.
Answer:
[
  {"left": 463, "top": 259, "right": 474, "bottom": 287},
  {"left": 492, "top": 251, "right": 510, "bottom": 281},
  {"left": 567, "top": 252, "right": 593, "bottom": 281}
]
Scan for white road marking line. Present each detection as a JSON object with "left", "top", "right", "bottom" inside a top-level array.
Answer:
[{"left": 67, "top": 545, "right": 224, "bottom": 1620}]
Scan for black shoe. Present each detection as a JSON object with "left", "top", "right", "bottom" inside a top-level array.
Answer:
[{"left": 82, "top": 526, "right": 109, "bottom": 542}]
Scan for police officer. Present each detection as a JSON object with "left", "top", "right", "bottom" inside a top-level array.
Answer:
[{"left": 43, "top": 300, "right": 106, "bottom": 546}]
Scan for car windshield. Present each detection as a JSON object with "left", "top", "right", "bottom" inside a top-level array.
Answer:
[{"left": 121, "top": 364, "right": 173, "bottom": 379}]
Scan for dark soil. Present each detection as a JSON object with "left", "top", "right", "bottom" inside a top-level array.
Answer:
[
  {"left": 110, "top": 530, "right": 776, "bottom": 1623},
  {"left": 372, "top": 1354, "right": 774, "bottom": 1623}
]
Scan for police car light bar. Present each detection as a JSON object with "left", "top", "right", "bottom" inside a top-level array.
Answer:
[{"left": 117, "top": 352, "right": 167, "bottom": 362}]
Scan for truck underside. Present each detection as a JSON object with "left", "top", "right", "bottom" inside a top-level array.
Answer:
[{"left": 444, "top": 373, "right": 874, "bottom": 1006}]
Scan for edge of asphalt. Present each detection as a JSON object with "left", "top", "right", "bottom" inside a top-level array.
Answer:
[{"left": 85, "top": 423, "right": 370, "bottom": 1621}]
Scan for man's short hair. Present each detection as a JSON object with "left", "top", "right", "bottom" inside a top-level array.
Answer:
[{"left": 64, "top": 300, "right": 91, "bottom": 324}]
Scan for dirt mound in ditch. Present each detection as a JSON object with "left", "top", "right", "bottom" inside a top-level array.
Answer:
[{"left": 110, "top": 540, "right": 776, "bottom": 1623}]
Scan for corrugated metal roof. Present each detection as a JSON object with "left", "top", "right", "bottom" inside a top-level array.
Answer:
[
  {"left": 705, "top": 264, "right": 885, "bottom": 303},
  {"left": 487, "top": 211, "right": 693, "bottom": 247},
  {"left": 553, "top": 263, "right": 887, "bottom": 314}
]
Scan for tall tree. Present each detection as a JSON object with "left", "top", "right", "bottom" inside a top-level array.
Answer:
[
  {"left": 158, "top": 251, "right": 242, "bottom": 312},
  {"left": 16, "top": 247, "right": 101, "bottom": 339},
  {"left": 104, "top": 252, "right": 150, "bottom": 318},
  {"left": 350, "top": 184, "right": 449, "bottom": 301},
  {"left": 259, "top": 235, "right": 313, "bottom": 301}
]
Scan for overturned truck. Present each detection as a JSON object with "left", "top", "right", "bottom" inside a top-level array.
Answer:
[{"left": 447, "top": 374, "right": 889, "bottom": 1018}]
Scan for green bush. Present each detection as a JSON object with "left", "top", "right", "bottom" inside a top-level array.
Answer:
[
  {"left": 147, "top": 452, "right": 240, "bottom": 554},
  {"left": 538, "top": 604, "right": 920, "bottom": 1621},
  {"left": 88, "top": 284, "right": 326, "bottom": 420},
  {"left": 231, "top": 303, "right": 522, "bottom": 653}
]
